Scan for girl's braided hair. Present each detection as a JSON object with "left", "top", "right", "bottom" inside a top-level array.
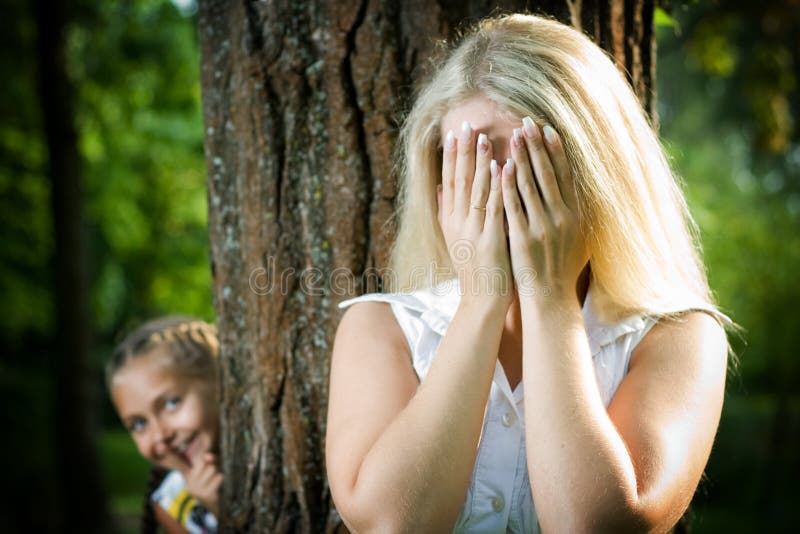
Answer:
[
  {"left": 106, "top": 316, "right": 219, "bottom": 390},
  {"left": 107, "top": 316, "right": 220, "bottom": 534}
]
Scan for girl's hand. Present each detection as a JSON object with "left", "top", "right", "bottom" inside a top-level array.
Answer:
[
  {"left": 184, "top": 452, "right": 223, "bottom": 517},
  {"left": 169, "top": 449, "right": 223, "bottom": 517},
  {"left": 502, "top": 119, "right": 588, "bottom": 303},
  {"left": 439, "top": 122, "right": 511, "bottom": 306}
]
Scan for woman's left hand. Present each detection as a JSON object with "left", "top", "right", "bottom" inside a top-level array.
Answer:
[{"left": 501, "top": 118, "right": 588, "bottom": 303}]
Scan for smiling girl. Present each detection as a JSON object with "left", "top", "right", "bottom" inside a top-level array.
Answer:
[{"left": 108, "top": 317, "right": 221, "bottom": 534}]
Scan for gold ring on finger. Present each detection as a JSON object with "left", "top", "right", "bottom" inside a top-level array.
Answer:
[{"left": 470, "top": 204, "right": 487, "bottom": 211}]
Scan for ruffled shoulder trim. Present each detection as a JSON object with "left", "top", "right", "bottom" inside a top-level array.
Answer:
[
  {"left": 339, "top": 280, "right": 730, "bottom": 357},
  {"left": 338, "top": 279, "right": 461, "bottom": 336}
]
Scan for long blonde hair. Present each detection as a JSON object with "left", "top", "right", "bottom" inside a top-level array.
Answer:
[{"left": 390, "top": 13, "right": 722, "bottom": 321}]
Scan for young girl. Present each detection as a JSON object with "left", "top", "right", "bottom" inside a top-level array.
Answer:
[
  {"left": 326, "top": 13, "right": 732, "bottom": 533},
  {"left": 108, "top": 316, "right": 222, "bottom": 534}
]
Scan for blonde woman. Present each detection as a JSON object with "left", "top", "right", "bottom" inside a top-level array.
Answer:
[{"left": 326, "top": 13, "right": 731, "bottom": 533}]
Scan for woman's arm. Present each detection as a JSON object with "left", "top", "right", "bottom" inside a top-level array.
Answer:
[
  {"left": 502, "top": 120, "right": 728, "bottom": 532},
  {"left": 520, "top": 300, "right": 727, "bottom": 533},
  {"left": 327, "top": 121, "right": 512, "bottom": 532},
  {"left": 326, "top": 297, "right": 506, "bottom": 533}
]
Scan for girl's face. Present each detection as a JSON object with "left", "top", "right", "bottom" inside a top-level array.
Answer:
[{"left": 111, "top": 351, "right": 219, "bottom": 472}]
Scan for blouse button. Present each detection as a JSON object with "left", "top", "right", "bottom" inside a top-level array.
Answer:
[
  {"left": 491, "top": 496, "right": 505, "bottom": 512},
  {"left": 502, "top": 411, "right": 516, "bottom": 427}
]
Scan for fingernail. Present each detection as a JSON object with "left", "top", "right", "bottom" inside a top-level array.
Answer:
[
  {"left": 512, "top": 128, "right": 522, "bottom": 147},
  {"left": 543, "top": 125, "right": 558, "bottom": 144},
  {"left": 460, "top": 121, "right": 472, "bottom": 142},
  {"left": 490, "top": 159, "right": 498, "bottom": 177},
  {"left": 444, "top": 130, "right": 455, "bottom": 151},
  {"left": 490, "top": 160, "right": 500, "bottom": 189},
  {"left": 505, "top": 158, "right": 514, "bottom": 173},
  {"left": 522, "top": 116, "right": 537, "bottom": 138},
  {"left": 477, "top": 132, "right": 489, "bottom": 153}
]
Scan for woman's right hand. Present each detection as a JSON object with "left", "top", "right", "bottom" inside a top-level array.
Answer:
[{"left": 439, "top": 121, "right": 512, "bottom": 306}]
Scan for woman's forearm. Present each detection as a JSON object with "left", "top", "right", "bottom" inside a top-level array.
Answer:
[
  {"left": 349, "top": 298, "right": 505, "bottom": 533},
  {"left": 520, "top": 295, "right": 641, "bottom": 533}
]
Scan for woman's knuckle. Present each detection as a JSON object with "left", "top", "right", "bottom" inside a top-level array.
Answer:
[
  {"left": 530, "top": 226, "right": 545, "bottom": 241},
  {"left": 472, "top": 184, "right": 488, "bottom": 199},
  {"left": 518, "top": 179, "right": 533, "bottom": 194}
]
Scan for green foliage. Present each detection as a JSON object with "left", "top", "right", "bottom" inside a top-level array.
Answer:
[
  {"left": 0, "top": 0, "right": 208, "bottom": 527},
  {"left": 1, "top": 0, "right": 211, "bottom": 350},
  {"left": 658, "top": 1, "right": 800, "bottom": 530},
  {"left": 100, "top": 429, "right": 151, "bottom": 513},
  {"left": 654, "top": 7, "right": 680, "bottom": 32},
  {"left": 70, "top": 0, "right": 212, "bottom": 338},
  {"left": 668, "top": 0, "right": 799, "bottom": 155},
  {"left": 0, "top": 0, "right": 53, "bottom": 343}
]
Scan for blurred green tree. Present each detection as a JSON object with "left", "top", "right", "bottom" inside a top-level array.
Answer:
[
  {"left": 658, "top": 0, "right": 800, "bottom": 530},
  {"left": 1, "top": 0, "right": 210, "bottom": 531}
]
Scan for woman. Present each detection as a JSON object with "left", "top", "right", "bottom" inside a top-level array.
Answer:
[{"left": 326, "top": 14, "right": 731, "bottom": 533}]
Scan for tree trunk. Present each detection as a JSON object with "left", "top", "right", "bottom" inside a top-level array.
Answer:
[
  {"left": 198, "top": 1, "right": 654, "bottom": 532},
  {"left": 34, "top": 0, "right": 111, "bottom": 532}
]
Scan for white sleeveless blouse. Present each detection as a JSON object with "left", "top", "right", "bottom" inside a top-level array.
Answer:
[{"left": 339, "top": 279, "right": 719, "bottom": 533}]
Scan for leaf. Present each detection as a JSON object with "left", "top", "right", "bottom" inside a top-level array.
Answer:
[{"left": 654, "top": 7, "right": 680, "bottom": 33}]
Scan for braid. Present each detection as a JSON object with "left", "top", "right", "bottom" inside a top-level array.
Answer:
[
  {"left": 107, "top": 316, "right": 219, "bottom": 390},
  {"left": 141, "top": 465, "right": 168, "bottom": 534}
]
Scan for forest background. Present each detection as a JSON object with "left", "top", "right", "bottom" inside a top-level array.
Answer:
[{"left": 1, "top": 0, "right": 798, "bottom": 532}]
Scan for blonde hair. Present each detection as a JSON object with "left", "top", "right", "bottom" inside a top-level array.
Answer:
[
  {"left": 390, "top": 13, "right": 722, "bottom": 322},
  {"left": 107, "top": 316, "right": 220, "bottom": 389}
]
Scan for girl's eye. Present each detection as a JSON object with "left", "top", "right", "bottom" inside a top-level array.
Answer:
[
  {"left": 165, "top": 397, "right": 181, "bottom": 410},
  {"left": 129, "top": 418, "right": 146, "bottom": 433}
]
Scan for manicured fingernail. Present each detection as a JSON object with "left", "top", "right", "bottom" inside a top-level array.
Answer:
[
  {"left": 477, "top": 133, "right": 489, "bottom": 153},
  {"left": 460, "top": 121, "right": 472, "bottom": 142},
  {"left": 444, "top": 130, "right": 455, "bottom": 151},
  {"left": 490, "top": 159, "right": 498, "bottom": 177},
  {"left": 490, "top": 160, "right": 500, "bottom": 189},
  {"left": 543, "top": 125, "right": 558, "bottom": 144},
  {"left": 522, "top": 116, "right": 537, "bottom": 138},
  {"left": 505, "top": 158, "right": 514, "bottom": 173},
  {"left": 512, "top": 128, "right": 522, "bottom": 147}
]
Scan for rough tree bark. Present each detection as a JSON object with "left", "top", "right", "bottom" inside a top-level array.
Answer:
[{"left": 198, "top": 1, "right": 655, "bottom": 532}]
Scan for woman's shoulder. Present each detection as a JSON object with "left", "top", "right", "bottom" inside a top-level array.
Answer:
[
  {"left": 336, "top": 281, "right": 461, "bottom": 353},
  {"left": 335, "top": 300, "right": 409, "bottom": 357},
  {"left": 338, "top": 299, "right": 396, "bottom": 328},
  {"left": 338, "top": 279, "right": 460, "bottom": 313},
  {"left": 632, "top": 309, "right": 728, "bottom": 369}
]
